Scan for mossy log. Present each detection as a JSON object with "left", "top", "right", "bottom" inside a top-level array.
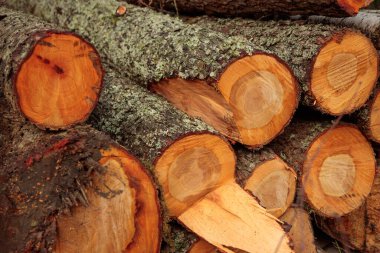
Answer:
[
  {"left": 126, "top": 0, "right": 372, "bottom": 18},
  {"left": 0, "top": 99, "right": 161, "bottom": 253},
  {"left": 309, "top": 10, "right": 380, "bottom": 49},
  {"left": 187, "top": 16, "right": 378, "bottom": 115},
  {"left": 269, "top": 119, "right": 376, "bottom": 217},
  {"left": 315, "top": 169, "right": 380, "bottom": 252},
  {"left": 235, "top": 147, "right": 297, "bottom": 218},
  {"left": 4, "top": 0, "right": 299, "bottom": 148},
  {"left": 0, "top": 7, "right": 103, "bottom": 130}
]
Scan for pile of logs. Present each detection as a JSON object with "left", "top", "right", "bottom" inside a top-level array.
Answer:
[{"left": 0, "top": 0, "right": 379, "bottom": 252}]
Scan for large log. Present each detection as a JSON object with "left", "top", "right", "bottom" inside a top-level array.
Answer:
[
  {"left": 186, "top": 16, "right": 378, "bottom": 116},
  {"left": 4, "top": 0, "right": 299, "bottom": 148},
  {"left": 269, "top": 119, "right": 376, "bottom": 217},
  {"left": 0, "top": 7, "right": 103, "bottom": 130},
  {"left": 0, "top": 100, "right": 161, "bottom": 252},
  {"left": 90, "top": 68, "right": 294, "bottom": 253},
  {"left": 126, "top": 0, "right": 372, "bottom": 18},
  {"left": 316, "top": 169, "right": 380, "bottom": 252}
]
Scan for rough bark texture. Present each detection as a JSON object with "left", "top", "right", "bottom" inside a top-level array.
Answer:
[
  {"left": 126, "top": 0, "right": 369, "bottom": 18},
  {"left": 89, "top": 67, "right": 213, "bottom": 252},
  {"left": 5, "top": 0, "right": 269, "bottom": 86},
  {"left": 235, "top": 146, "right": 277, "bottom": 186},
  {"left": 316, "top": 169, "right": 380, "bottom": 252},
  {"left": 0, "top": 98, "right": 114, "bottom": 252},
  {"left": 185, "top": 16, "right": 364, "bottom": 111},
  {"left": 309, "top": 10, "right": 380, "bottom": 49},
  {"left": 0, "top": 7, "right": 62, "bottom": 117}
]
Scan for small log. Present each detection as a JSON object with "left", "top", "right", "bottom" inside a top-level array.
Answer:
[
  {"left": 270, "top": 119, "right": 376, "bottom": 217},
  {"left": 186, "top": 16, "right": 378, "bottom": 115},
  {"left": 188, "top": 239, "right": 218, "bottom": 253},
  {"left": 235, "top": 147, "right": 297, "bottom": 218},
  {"left": 5, "top": 0, "right": 299, "bottom": 148},
  {"left": 316, "top": 169, "right": 380, "bottom": 252},
  {"left": 280, "top": 207, "right": 317, "bottom": 253},
  {"left": 0, "top": 99, "right": 161, "bottom": 253},
  {"left": 0, "top": 7, "right": 103, "bottom": 129},
  {"left": 126, "top": 0, "right": 372, "bottom": 18}
]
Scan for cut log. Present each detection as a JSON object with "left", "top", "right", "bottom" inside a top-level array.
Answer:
[
  {"left": 235, "top": 147, "right": 297, "bottom": 218},
  {"left": 316, "top": 168, "right": 380, "bottom": 252},
  {"left": 126, "top": 0, "right": 372, "bottom": 17},
  {"left": 0, "top": 100, "right": 161, "bottom": 252},
  {"left": 309, "top": 10, "right": 380, "bottom": 49},
  {"left": 269, "top": 119, "right": 376, "bottom": 217},
  {"left": 155, "top": 134, "right": 294, "bottom": 253},
  {"left": 280, "top": 207, "right": 317, "bottom": 253},
  {"left": 0, "top": 7, "right": 103, "bottom": 130},
  {"left": 5, "top": 0, "right": 299, "bottom": 148},
  {"left": 186, "top": 17, "right": 378, "bottom": 115},
  {"left": 188, "top": 239, "right": 218, "bottom": 253}
]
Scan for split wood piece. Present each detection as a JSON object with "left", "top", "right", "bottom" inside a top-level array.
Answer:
[
  {"left": 309, "top": 10, "right": 380, "bottom": 49},
  {"left": 235, "top": 147, "right": 297, "bottom": 218},
  {"left": 0, "top": 102, "right": 161, "bottom": 253},
  {"left": 270, "top": 119, "right": 376, "bottom": 217},
  {"left": 187, "top": 17, "right": 378, "bottom": 115},
  {"left": 188, "top": 239, "right": 219, "bottom": 253},
  {"left": 155, "top": 134, "right": 294, "bottom": 253},
  {"left": 316, "top": 169, "right": 380, "bottom": 252},
  {"left": 280, "top": 207, "right": 317, "bottom": 253},
  {"left": 5, "top": 0, "right": 299, "bottom": 147},
  {"left": 0, "top": 7, "right": 103, "bottom": 130},
  {"left": 126, "top": 0, "right": 372, "bottom": 18}
]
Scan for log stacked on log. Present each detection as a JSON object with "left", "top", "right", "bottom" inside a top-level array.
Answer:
[
  {"left": 0, "top": 98, "right": 161, "bottom": 252},
  {"left": 186, "top": 16, "right": 379, "bottom": 115},
  {"left": 0, "top": 7, "right": 103, "bottom": 130},
  {"left": 4, "top": 0, "right": 300, "bottom": 148},
  {"left": 127, "top": 0, "right": 373, "bottom": 17}
]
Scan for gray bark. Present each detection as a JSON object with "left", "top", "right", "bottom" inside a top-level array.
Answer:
[
  {"left": 309, "top": 10, "right": 380, "bottom": 49},
  {"left": 127, "top": 0, "right": 365, "bottom": 18}
]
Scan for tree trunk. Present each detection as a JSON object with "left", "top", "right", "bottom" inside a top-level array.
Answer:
[
  {"left": 316, "top": 169, "right": 380, "bottom": 252},
  {"left": 269, "top": 119, "right": 376, "bottom": 217},
  {"left": 280, "top": 207, "right": 317, "bottom": 253},
  {"left": 126, "top": 0, "right": 372, "bottom": 18},
  {"left": 0, "top": 99, "right": 161, "bottom": 253},
  {"left": 186, "top": 16, "right": 378, "bottom": 115},
  {"left": 309, "top": 10, "right": 380, "bottom": 49},
  {"left": 235, "top": 147, "right": 297, "bottom": 218},
  {"left": 0, "top": 7, "right": 103, "bottom": 130},
  {"left": 90, "top": 68, "right": 294, "bottom": 253},
  {"left": 4, "top": 0, "right": 299, "bottom": 148}
]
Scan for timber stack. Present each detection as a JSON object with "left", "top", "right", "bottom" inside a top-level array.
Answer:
[{"left": 1, "top": 0, "right": 380, "bottom": 252}]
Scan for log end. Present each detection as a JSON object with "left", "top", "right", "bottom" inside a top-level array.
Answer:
[
  {"left": 188, "top": 239, "right": 218, "bottom": 253},
  {"left": 310, "top": 31, "right": 378, "bottom": 115},
  {"left": 55, "top": 145, "right": 161, "bottom": 253},
  {"left": 337, "top": 0, "right": 374, "bottom": 15},
  {"left": 244, "top": 157, "right": 297, "bottom": 218},
  {"left": 217, "top": 53, "right": 299, "bottom": 147},
  {"left": 16, "top": 32, "right": 103, "bottom": 130},
  {"left": 303, "top": 124, "right": 376, "bottom": 217},
  {"left": 369, "top": 90, "right": 380, "bottom": 143}
]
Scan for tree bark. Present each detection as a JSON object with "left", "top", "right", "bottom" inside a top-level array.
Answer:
[
  {"left": 0, "top": 98, "right": 161, "bottom": 253},
  {"left": 316, "top": 169, "right": 380, "bottom": 252},
  {"left": 4, "top": 0, "right": 299, "bottom": 148},
  {"left": 269, "top": 119, "right": 376, "bottom": 217},
  {"left": 127, "top": 0, "right": 372, "bottom": 18},
  {"left": 309, "top": 10, "right": 380, "bottom": 49},
  {"left": 0, "top": 7, "right": 103, "bottom": 130},
  {"left": 186, "top": 16, "right": 378, "bottom": 115}
]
